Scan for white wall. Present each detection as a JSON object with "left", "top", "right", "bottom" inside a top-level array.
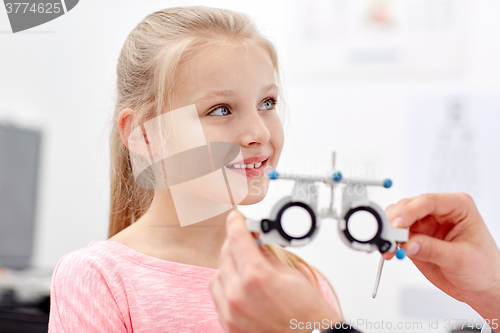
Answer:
[{"left": 1, "top": 1, "right": 499, "bottom": 332}]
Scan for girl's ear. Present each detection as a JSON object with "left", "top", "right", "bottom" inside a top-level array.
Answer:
[
  {"left": 118, "top": 108, "right": 134, "bottom": 149},
  {"left": 118, "top": 108, "right": 150, "bottom": 158}
]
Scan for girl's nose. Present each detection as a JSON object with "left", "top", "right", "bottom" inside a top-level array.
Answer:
[{"left": 237, "top": 107, "right": 271, "bottom": 148}]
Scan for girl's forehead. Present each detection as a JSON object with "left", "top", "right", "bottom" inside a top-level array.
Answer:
[{"left": 174, "top": 43, "right": 276, "bottom": 102}]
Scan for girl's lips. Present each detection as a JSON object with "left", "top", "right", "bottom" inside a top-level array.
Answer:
[{"left": 225, "top": 158, "right": 269, "bottom": 178}]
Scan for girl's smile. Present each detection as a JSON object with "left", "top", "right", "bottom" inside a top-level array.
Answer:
[{"left": 225, "top": 154, "right": 269, "bottom": 178}]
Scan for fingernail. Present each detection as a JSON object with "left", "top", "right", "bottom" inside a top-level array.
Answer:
[
  {"left": 406, "top": 242, "right": 420, "bottom": 256},
  {"left": 227, "top": 210, "right": 238, "bottom": 221},
  {"left": 391, "top": 217, "right": 403, "bottom": 228}
]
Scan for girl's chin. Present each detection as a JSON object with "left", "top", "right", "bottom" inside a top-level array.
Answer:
[
  {"left": 237, "top": 190, "right": 267, "bottom": 205},
  {"left": 238, "top": 197, "right": 264, "bottom": 206}
]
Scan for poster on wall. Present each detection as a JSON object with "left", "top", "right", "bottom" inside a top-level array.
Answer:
[
  {"left": 404, "top": 93, "right": 500, "bottom": 243},
  {"left": 281, "top": 0, "right": 468, "bottom": 76}
]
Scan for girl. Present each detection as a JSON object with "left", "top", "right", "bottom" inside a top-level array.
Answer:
[{"left": 48, "top": 6, "right": 342, "bottom": 332}]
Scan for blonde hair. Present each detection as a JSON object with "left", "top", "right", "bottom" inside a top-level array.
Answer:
[{"left": 107, "top": 6, "right": 341, "bottom": 317}]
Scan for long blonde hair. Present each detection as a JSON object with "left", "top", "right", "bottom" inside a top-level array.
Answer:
[{"left": 107, "top": 6, "right": 341, "bottom": 316}]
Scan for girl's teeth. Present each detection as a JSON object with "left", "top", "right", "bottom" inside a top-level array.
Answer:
[{"left": 226, "top": 161, "right": 265, "bottom": 169}]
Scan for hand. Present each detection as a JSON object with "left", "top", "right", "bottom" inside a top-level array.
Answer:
[
  {"left": 210, "top": 210, "right": 341, "bottom": 333},
  {"left": 384, "top": 192, "right": 500, "bottom": 321}
]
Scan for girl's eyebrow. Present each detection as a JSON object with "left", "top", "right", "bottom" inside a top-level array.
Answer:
[
  {"left": 194, "top": 83, "right": 278, "bottom": 104},
  {"left": 262, "top": 83, "right": 278, "bottom": 93},
  {"left": 195, "top": 90, "right": 235, "bottom": 104}
]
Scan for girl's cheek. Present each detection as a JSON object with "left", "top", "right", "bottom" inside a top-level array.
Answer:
[
  {"left": 200, "top": 122, "right": 234, "bottom": 142},
  {"left": 269, "top": 118, "right": 284, "bottom": 149}
]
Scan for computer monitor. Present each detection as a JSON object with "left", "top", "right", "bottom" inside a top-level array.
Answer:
[{"left": 0, "top": 123, "right": 42, "bottom": 269}]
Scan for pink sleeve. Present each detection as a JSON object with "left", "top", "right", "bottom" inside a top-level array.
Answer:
[
  {"left": 298, "top": 263, "right": 341, "bottom": 316},
  {"left": 315, "top": 270, "right": 341, "bottom": 316},
  {"left": 48, "top": 251, "right": 128, "bottom": 333}
]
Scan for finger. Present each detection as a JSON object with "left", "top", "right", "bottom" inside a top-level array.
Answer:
[
  {"left": 391, "top": 193, "right": 472, "bottom": 229},
  {"left": 382, "top": 251, "right": 395, "bottom": 260},
  {"left": 402, "top": 234, "right": 461, "bottom": 268},
  {"left": 406, "top": 215, "right": 440, "bottom": 235},
  {"left": 209, "top": 273, "right": 230, "bottom": 333},
  {"left": 225, "top": 209, "right": 269, "bottom": 274},
  {"left": 385, "top": 203, "right": 396, "bottom": 216},
  {"left": 218, "top": 238, "right": 230, "bottom": 267},
  {"left": 218, "top": 238, "right": 241, "bottom": 293},
  {"left": 209, "top": 271, "right": 223, "bottom": 302},
  {"left": 387, "top": 198, "right": 412, "bottom": 222}
]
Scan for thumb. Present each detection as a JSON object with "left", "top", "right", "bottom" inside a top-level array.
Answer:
[{"left": 404, "top": 234, "right": 459, "bottom": 269}]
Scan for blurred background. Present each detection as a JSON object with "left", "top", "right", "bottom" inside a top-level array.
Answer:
[{"left": 1, "top": 0, "right": 499, "bottom": 332}]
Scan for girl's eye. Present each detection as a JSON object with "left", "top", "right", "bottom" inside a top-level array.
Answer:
[
  {"left": 259, "top": 98, "right": 277, "bottom": 111},
  {"left": 207, "top": 105, "right": 231, "bottom": 116}
]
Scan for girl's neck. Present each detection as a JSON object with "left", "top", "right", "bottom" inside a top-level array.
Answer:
[{"left": 123, "top": 191, "right": 229, "bottom": 269}]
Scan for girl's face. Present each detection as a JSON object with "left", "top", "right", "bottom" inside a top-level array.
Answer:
[{"left": 173, "top": 42, "right": 284, "bottom": 205}]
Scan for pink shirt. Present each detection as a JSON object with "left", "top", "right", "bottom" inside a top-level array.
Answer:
[{"left": 48, "top": 240, "right": 339, "bottom": 332}]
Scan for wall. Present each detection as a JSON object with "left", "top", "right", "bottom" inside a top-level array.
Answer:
[{"left": 1, "top": 1, "right": 499, "bottom": 332}]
